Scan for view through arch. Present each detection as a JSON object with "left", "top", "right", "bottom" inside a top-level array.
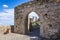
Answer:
[{"left": 27, "top": 11, "right": 40, "bottom": 37}]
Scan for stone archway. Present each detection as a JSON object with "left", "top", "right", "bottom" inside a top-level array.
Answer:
[
  {"left": 28, "top": 11, "right": 40, "bottom": 32},
  {"left": 14, "top": 0, "right": 60, "bottom": 38},
  {"left": 14, "top": 1, "right": 46, "bottom": 37},
  {"left": 14, "top": 1, "right": 43, "bottom": 36},
  {"left": 25, "top": 11, "right": 40, "bottom": 34},
  {"left": 24, "top": 11, "right": 41, "bottom": 34}
]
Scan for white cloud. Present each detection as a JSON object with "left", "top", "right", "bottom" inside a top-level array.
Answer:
[
  {"left": 3, "top": 5, "right": 8, "bottom": 8},
  {"left": 0, "top": 9, "right": 14, "bottom": 25}
]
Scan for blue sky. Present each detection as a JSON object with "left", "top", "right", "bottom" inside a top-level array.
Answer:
[{"left": 0, "top": 0, "right": 29, "bottom": 25}]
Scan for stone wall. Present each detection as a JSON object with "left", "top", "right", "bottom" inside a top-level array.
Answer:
[
  {"left": 0, "top": 25, "right": 14, "bottom": 34},
  {"left": 14, "top": 0, "right": 60, "bottom": 39}
]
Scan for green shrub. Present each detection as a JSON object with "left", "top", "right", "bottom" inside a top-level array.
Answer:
[
  {"left": 57, "top": 0, "right": 60, "bottom": 3},
  {"left": 32, "top": 22, "right": 39, "bottom": 26}
]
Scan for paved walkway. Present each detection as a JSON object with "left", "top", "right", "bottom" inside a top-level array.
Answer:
[{"left": 0, "top": 33, "right": 30, "bottom": 40}]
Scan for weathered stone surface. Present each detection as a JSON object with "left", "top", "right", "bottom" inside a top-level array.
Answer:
[
  {"left": 0, "top": 25, "right": 14, "bottom": 34},
  {"left": 14, "top": 0, "right": 60, "bottom": 39},
  {"left": 0, "top": 25, "right": 11, "bottom": 34}
]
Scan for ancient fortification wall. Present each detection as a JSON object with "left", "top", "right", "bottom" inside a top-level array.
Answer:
[
  {"left": 0, "top": 25, "right": 14, "bottom": 34},
  {"left": 14, "top": 0, "right": 60, "bottom": 39}
]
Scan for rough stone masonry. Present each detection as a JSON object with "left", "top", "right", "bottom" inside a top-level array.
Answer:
[{"left": 14, "top": 0, "right": 60, "bottom": 39}]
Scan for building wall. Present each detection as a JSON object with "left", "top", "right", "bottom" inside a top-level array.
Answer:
[
  {"left": 14, "top": 1, "right": 60, "bottom": 38},
  {"left": 28, "top": 17, "right": 30, "bottom": 32}
]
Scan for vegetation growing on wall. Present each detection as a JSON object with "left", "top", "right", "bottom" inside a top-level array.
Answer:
[{"left": 57, "top": 0, "right": 60, "bottom": 3}]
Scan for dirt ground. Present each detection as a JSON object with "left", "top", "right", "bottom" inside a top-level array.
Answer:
[{"left": 0, "top": 33, "right": 30, "bottom": 40}]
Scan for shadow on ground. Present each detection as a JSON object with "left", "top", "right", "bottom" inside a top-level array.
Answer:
[{"left": 27, "top": 28, "right": 40, "bottom": 40}]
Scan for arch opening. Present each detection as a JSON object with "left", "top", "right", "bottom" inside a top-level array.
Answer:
[
  {"left": 28, "top": 12, "right": 40, "bottom": 32},
  {"left": 26, "top": 11, "right": 40, "bottom": 37}
]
